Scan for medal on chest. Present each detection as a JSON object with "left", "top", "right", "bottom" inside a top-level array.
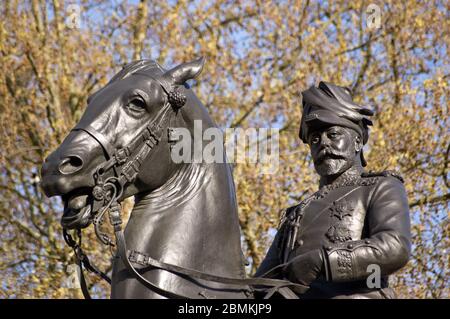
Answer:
[{"left": 326, "top": 199, "right": 355, "bottom": 243}]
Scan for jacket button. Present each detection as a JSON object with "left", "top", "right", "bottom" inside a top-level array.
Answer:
[
  {"left": 365, "top": 239, "right": 371, "bottom": 244},
  {"left": 347, "top": 244, "right": 353, "bottom": 249},
  {"left": 297, "top": 239, "right": 304, "bottom": 246}
]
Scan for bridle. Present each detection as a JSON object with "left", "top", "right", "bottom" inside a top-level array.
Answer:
[
  {"left": 62, "top": 76, "right": 307, "bottom": 299},
  {"left": 73, "top": 96, "right": 174, "bottom": 247}
]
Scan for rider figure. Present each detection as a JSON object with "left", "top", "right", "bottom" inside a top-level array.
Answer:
[{"left": 255, "top": 82, "right": 412, "bottom": 299}]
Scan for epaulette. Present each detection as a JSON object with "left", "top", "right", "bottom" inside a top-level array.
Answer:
[{"left": 361, "top": 170, "right": 404, "bottom": 183}]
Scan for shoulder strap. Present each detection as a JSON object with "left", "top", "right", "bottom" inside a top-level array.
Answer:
[{"left": 361, "top": 170, "right": 404, "bottom": 183}]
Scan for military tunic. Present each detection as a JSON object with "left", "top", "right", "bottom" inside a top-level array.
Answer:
[{"left": 255, "top": 171, "right": 411, "bottom": 299}]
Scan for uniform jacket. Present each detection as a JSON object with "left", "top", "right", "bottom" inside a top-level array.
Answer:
[{"left": 255, "top": 171, "right": 412, "bottom": 299}]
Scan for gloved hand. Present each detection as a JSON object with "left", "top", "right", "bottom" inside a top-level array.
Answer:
[{"left": 283, "top": 249, "right": 325, "bottom": 286}]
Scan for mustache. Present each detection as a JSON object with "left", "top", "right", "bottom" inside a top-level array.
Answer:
[{"left": 315, "top": 149, "right": 347, "bottom": 164}]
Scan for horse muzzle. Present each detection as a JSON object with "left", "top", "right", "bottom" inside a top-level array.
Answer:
[
  {"left": 41, "top": 161, "right": 108, "bottom": 229},
  {"left": 40, "top": 132, "right": 108, "bottom": 229},
  {"left": 59, "top": 190, "right": 93, "bottom": 229}
]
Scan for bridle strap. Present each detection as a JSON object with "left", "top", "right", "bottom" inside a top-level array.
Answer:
[
  {"left": 115, "top": 228, "right": 190, "bottom": 299},
  {"left": 108, "top": 104, "right": 172, "bottom": 196},
  {"left": 127, "top": 249, "right": 307, "bottom": 291},
  {"left": 72, "top": 125, "right": 116, "bottom": 160},
  {"left": 62, "top": 228, "right": 111, "bottom": 299}
]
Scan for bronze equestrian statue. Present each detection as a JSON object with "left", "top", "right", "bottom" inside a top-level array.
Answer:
[
  {"left": 40, "top": 57, "right": 411, "bottom": 298},
  {"left": 40, "top": 58, "right": 304, "bottom": 299},
  {"left": 255, "top": 82, "right": 412, "bottom": 299}
]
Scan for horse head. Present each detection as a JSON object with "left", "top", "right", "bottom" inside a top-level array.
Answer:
[
  {"left": 41, "top": 58, "right": 205, "bottom": 230},
  {"left": 41, "top": 57, "right": 253, "bottom": 299}
]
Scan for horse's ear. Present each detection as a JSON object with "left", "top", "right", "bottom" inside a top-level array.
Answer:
[{"left": 165, "top": 57, "right": 205, "bottom": 85}]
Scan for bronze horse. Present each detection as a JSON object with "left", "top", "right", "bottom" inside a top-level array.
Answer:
[{"left": 40, "top": 58, "right": 303, "bottom": 299}]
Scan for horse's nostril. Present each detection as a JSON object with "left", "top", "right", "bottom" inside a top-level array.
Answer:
[{"left": 58, "top": 156, "right": 84, "bottom": 174}]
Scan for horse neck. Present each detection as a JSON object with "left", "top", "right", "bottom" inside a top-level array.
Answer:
[{"left": 126, "top": 162, "right": 246, "bottom": 278}]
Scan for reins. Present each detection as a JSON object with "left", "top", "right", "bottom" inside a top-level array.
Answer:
[{"left": 62, "top": 228, "right": 111, "bottom": 299}]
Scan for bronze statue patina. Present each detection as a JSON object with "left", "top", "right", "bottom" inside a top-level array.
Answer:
[
  {"left": 40, "top": 58, "right": 307, "bottom": 299},
  {"left": 255, "top": 82, "right": 412, "bottom": 299},
  {"left": 40, "top": 58, "right": 411, "bottom": 299}
]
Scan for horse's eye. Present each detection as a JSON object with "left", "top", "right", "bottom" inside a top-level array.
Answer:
[{"left": 127, "top": 97, "right": 146, "bottom": 112}]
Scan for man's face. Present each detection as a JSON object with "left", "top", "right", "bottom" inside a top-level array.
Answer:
[{"left": 308, "top": 125, "right": 361, "bottom": 177}]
